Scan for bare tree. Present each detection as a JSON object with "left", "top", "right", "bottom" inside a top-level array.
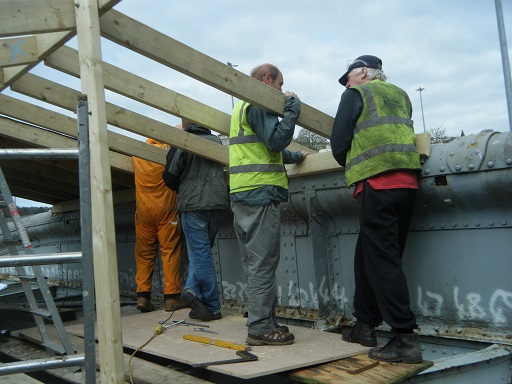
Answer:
[
  {"left": 295, "top": 128, "right": 329, "bottom": 151},
  {"left": 428, "top": 125, "right": 448, "bottom": 144}
]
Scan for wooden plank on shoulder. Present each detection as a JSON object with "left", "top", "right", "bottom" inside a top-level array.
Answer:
[{"left": 100, "top": 10, "right": 334, "bottom": 138}]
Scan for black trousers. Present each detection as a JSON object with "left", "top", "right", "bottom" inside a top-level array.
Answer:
[{"left": 353, "top": 182, "right": 418, "bottom": 331}]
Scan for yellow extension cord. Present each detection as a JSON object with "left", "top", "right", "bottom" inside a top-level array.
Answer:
[{"left": 128, "top": 314, "right": 171, "bottom": 384}]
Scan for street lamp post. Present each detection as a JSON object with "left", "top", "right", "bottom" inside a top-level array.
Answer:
[{"left": 415, "top": 87, "right": 426, "bottom": 132}]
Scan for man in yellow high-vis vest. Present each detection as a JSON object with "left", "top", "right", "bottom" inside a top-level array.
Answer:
[
  {"left": 331, "top": 55, "right": 423, "bottom": 364},
  {"left": 229, "top": 63, "right": 308, "bottom": 346}
]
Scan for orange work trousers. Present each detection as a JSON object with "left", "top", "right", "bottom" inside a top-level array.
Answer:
[{"left": 134, "top": 191, "right": 182, "bottom": 295}]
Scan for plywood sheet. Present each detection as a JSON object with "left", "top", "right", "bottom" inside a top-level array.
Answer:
[{"left": 66, "top": 309, "right": 369, "bottom": 379}]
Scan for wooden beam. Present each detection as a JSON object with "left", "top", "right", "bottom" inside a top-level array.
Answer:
[
  {"left": 52, "top": 188, "right": 135, "bottom": 214},
  {"left": 0, "top": 0, "right": 121, "bottom": 91},
  {"left": 0, "top": 0, "right": 75, "bottom": 37},
  {"left": 0, "top": 94, "right": 76, "bottom": 135},
  {"left": 286, "top": 133, "right": 431, "bottom": 178},
  {"left": 10, "top": 74, "right": 229, "bottom": 164},
  {"left": 46, "top": 45, "right": 231, "bottom": 135},
  {"left": 75, "top": 0, "right": 124, "bottom": 382},
  {"left": 46, "top": 45, "right": 313, "bottom": 155},
  {"left": 100, "top": 10, "right": 335, "bottom": 138},
  {"left": 0, "top": 113, "right": 133, "bottom": 173},
  {"left": 0, "top": 0, "right": 121, "bottom": 37},
  {"left": 286, "top": 151, "right": 342, "bottom": 178},
  {"left": 0, "top": 36, "right": 39, "bottom": 68}
]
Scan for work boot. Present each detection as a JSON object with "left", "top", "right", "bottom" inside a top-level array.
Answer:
[
  {"left": 136, "top": 297, "right": 155, "bottom": 313},
  {"left": 180, "top": 292, "right": 212, "bottom": 321},
  {"left": 164, "top": 297, "right": 187, "bottom": 312},
  {"left": 342, "top": 321, "right": 377, "bottom": 347},
  {"left": 369, "top": 333, "right": 423, "bottom": 364}
]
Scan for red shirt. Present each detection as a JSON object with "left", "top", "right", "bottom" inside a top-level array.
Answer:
[{"left": 353, "top": 170, "right": 418, "bottom": 198}]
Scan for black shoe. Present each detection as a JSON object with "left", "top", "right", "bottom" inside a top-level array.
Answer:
[
  {"left": 211, "top": 312, "right": 222, "bottom": 320},
  {"left": 180, "top": 292, "right": 212, "bottom": 321},
  {"left": 342, "top": 321, "right": 377, "bottom": 347},
  {"left": 246, "top": 328, "right": 295, "bottom": 346},
  {"left": 369, "top": 333, "right": 423, "bottom": 364},
  {"left": 276, "top": 324, "right": 289, "bottom": 333}
]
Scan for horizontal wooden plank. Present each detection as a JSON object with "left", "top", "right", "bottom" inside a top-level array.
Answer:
[
  {"left": 0, "top": 0, "right": 121, "bottom": 38},
  {"left": 0, "top": 36, "right": 39, "bottom": 67},
  {"left": 0, "top": 94, "right": 76, "bottom": 136},
  {"left": 0, "top": 0, "right": 75, "bottom": 37},
  {"left": 289, "top": 353, "right": 433, "bottom": 384},
  {"left": 10, "top": 73, "right": 229, "bottom": 165},
  {"left": 0, "top": 0, "right": 121, "bottom": 91},
  {"left": 46, "top": 45, "right": 314, "bottom": 153},
  {"left": 46, "top": 45, "right": 232, "bottom": 136},
  {"left": 0, "top": 113, "right": 132, "bottom": 173},
  {"left": 286, "top": 151, "right": 342, "bottom": 178},
  {"left": 100, "top": 10, "right": 335, "bottom": 138},
  {"left": 286, "top": 134, "right": 430, "bottom": 178}
]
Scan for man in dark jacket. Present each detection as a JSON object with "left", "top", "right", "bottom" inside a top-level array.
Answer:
[
  {"left": 164, "top": 119, "right": 229, "bottom": 321},
  {"left": 330, "top": 55, "right": 422, "bottom": 364}
]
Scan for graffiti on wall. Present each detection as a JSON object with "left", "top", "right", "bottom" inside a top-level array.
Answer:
[{"left": 418, "top": 286, "right": 512, "bottom": 324}]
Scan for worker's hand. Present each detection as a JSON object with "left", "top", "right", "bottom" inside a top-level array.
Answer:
[
  {"left": 300, "top": 149, "right": 310, "bottom": 160},
  {"left": 285, "top": 91, "right": 299, "bottom": 100}
]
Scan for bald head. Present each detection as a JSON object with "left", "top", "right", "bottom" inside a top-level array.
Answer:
[
  {"left": 251, "top": 63, "right": 279, "bottom": 82},
  {"left": 250, "top": 63, "right": 283, "bottom": 92}
]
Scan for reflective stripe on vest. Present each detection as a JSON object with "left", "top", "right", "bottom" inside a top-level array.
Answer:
[
  {"left": 345, "top": 81, "right": 421, "bottom": 186},
  {"left": 229, "top": 100, "right": 287, "bottom": 193}
]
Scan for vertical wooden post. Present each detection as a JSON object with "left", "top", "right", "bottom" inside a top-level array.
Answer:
[{"left": 74, "top": 0, "right": 125, "bottom": 382}]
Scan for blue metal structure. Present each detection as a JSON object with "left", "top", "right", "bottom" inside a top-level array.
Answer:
[{"left": 1, "top": 131, "right": 511, "bottom": 382}]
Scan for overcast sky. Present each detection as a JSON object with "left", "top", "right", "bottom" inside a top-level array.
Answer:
[
  {"left": 108, "top": 0, "right": 512, "bottom": 138},
  {"left": 8, "top": 0, "right": 512, "bottom": 206}
]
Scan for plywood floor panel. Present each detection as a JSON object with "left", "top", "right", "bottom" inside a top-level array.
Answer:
[{"left": 66, "top": 308, "right": 369, "bottom": 379}]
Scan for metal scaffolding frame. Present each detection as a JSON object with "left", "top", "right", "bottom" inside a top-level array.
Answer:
[{"left": 0, "top": 96, "right": 96, "bottom": 384}]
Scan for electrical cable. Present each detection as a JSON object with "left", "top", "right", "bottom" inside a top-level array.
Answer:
[{"left": 128, "top": 312, "right": 174, "bottom": 384}]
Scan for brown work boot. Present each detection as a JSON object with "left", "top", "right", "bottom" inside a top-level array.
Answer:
[
  {"left": 164, "top": 297, "right": 187, "bottom": 312},
  {"left": 246, "top": 327, "right": 295, "bottom": 346},
  {"left": 342, "top": 321, "right": 377, "bottom": 347},
  {"left": 369, "top": 333, "right": 423, "bottom": 364},
  {"left": 136, "top": 297, "right": 155, "bottom": 313}
]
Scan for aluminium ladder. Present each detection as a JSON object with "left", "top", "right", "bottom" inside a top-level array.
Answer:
[
  {"left": 0, "top": 167, "right": 74, "bottom": 355},
  {"left": 0, "top": 97, "right": 94, "bottom": 383}
]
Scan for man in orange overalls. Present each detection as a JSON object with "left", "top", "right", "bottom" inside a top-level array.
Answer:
[{"left": 132, "top": 138, "right": 185, "bottom": 312}]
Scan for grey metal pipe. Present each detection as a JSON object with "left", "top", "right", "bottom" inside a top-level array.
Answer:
[
  {"left": 0, "top": 148, "right": 79, "bottom": 159},
  {"left": 0, "top": 252, "right": 82, "bottom": 267},
  {"left": 0, "top": 354, "right": 85, "bottom": 376},
  {"left": 495, "top": 0, "right": 512, "bottom": 131},
  {"left": 77, "top": 95, "right": 97, "bottom": 384}
]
